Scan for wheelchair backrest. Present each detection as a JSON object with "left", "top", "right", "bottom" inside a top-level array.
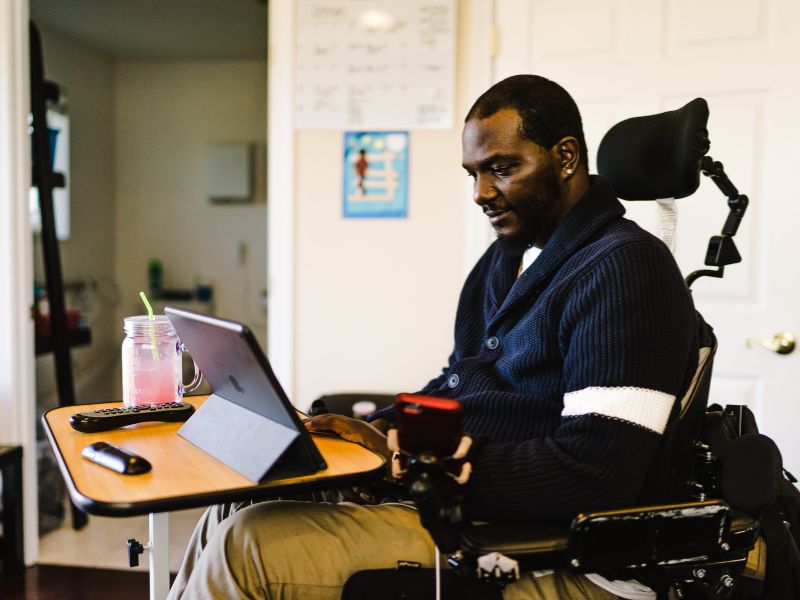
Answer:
[{"left": 635, "top": 312, "right": 717, "bottom": 505}]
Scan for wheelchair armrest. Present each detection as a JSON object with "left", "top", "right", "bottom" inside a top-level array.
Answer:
[
  {"left": 568, "top": 500, "right": 731, "bottom": 573},
  {"left": 458, "top": 500, "right": 756, "bottom": 575}
]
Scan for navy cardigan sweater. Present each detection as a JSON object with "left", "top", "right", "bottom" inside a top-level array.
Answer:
[{"left": 372, "top": 177, "right": 698, "bottom": 522}]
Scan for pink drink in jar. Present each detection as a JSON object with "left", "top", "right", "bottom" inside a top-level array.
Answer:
[{"left": 121, "top": 315, "right": 199, "bottom": 407}]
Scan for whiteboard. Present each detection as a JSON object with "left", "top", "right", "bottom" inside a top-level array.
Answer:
[{"left": 295, "top": 0, "right": 456, "bottom": 130}]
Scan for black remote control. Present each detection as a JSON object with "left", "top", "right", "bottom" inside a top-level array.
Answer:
[
  {"left": 81, "top": 442, "right": 152, "bottom": 475},
  {"left": 69, "top": 402, "right": 195, "bottom": 433}
]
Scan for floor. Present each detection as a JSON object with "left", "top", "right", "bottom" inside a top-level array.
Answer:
[
  {"left": 0, "top": 564, "right": 154, "bottom": 600},
  {"left": 38, "top": 506, "right": 206, "bottom": 572},
  {"left": 0, "top": 507, "right": 205, "bottom": 598}
]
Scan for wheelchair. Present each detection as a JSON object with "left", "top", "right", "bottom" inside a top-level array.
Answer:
[{"left": 340, "top": 99, "right": 798, "bottom": 599}]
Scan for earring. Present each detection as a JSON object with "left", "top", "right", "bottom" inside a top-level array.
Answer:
[{"left": 565, "top": 168, "right": 573, "bottom": 175}]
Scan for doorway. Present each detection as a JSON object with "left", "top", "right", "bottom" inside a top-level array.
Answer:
[{"left": 29, "top": 0, "right": 268, "bottom": 569}]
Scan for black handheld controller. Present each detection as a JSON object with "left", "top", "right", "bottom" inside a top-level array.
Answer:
[{"left": 69, "top": 402, "right": 195, "bottom": 433}]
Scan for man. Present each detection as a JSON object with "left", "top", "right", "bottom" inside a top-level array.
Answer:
[
  {"left": 355, "top": 148, "right": 368, "bottom": 195},
  {"left": 170, "top": 75, "right": 697, "bottom": 600}
]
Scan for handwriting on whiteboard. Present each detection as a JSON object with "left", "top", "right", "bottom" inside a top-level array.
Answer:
[{"left": 296, "top": 0, "right": 455, "bottom": 130}]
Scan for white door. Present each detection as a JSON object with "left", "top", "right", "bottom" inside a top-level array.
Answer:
[{"left": 493, "top": 0, "right": 800, "bottom": 470}]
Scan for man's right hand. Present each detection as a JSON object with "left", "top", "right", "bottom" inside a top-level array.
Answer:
[{"left": 304, "top": 413, "right": 393, "bottom": 461}]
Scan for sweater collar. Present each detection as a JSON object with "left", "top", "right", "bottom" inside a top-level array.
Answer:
[{"left": 490, "top": 176, "right": 624, "bottom": 322}]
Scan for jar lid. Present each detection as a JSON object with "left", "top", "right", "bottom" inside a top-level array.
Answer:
[{"left": 124, "top": 315, "right": 176, "bottom": 337}]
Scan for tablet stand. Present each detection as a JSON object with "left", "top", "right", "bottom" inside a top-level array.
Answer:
[{"left": 178, "top": 393, "right": 301, "bottom": 482}]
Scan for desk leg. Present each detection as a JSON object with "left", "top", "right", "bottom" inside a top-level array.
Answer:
[{"left": 148, "top": 512, "right": 170, "bottom": 600}]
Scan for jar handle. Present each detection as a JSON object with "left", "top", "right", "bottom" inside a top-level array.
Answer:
[{"left": 179, "top": 343, "right": 203, "bottom": 393}]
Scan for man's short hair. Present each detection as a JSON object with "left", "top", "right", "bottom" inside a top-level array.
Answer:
[{"left": 465, "top": 74, "right": 589, "bottom": 170}]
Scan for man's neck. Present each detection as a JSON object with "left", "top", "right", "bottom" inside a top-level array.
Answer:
[
  {"left": 560, "top": 169, "right": 591, "bottom": 220},
  {"left": 531, "top": 171, "right": 592, "bottom": 250}
]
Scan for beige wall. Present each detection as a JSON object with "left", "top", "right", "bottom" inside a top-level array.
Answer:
[
  {"left": 292, "top": 2, "right": 480, "bottom": 408},
  {"left": 35, "top": 26, "right": 118, "bottom": 405},
  {"left": 113, "top": 61, "right": 268, "bottom": 352}
]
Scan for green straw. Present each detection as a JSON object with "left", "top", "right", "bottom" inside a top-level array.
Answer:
[
  {"left": 139, "top": 291, "right": 159, "bottom": 361},
  {"left": 139, "top": 291, "right": 154, "bottom": 318}
]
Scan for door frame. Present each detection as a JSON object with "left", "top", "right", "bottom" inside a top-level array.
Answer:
[
  {"left": 0, "top": 0, "right": 39, "bottom": 565},
  {"left": 266, "top": 0, "right": 297, "bottom": 396},
  {"left": 463, "top": 0, "right": 498, "bottom": 269}
]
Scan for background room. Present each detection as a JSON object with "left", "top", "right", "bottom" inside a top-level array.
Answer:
[{"left": 28, "top": 0, "right": 268, "bottom": 572}]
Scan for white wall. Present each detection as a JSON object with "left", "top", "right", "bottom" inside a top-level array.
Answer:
[
  {"left": 291, "top": 1, "right": 486, "bottom": 408},
  {"left": 35, "top": 25, "right": 118, "bottom": 406},
  {"left": 113, "top": 61, "right": 268, "bottom": 353}
]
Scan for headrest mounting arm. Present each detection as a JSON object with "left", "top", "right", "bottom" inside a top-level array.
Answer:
[
  {"left": 685, "top": 156, "right": 749, "bottom": 289},
  {"left": 685, "top": 266, "right": 724, "bottom": 289},
  {"left": 701, "top": 156, "right": 749, "bottom": 237}
]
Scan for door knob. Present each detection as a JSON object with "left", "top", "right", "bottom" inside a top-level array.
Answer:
[{"left": 746, "top": 331, "right": 796, "bottom": 355}]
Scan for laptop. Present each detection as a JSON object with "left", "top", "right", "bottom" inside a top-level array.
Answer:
[{"left": 165, "top": 306, "right": 327, "bottom": 483}]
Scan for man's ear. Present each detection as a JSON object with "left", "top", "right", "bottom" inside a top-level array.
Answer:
[{"left": 551, "top": 136, "right": 581, "bottom": 179}]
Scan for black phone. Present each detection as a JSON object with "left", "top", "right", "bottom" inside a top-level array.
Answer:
[{"left": 394, "top": 393, "right": 463, "bottom": 457}]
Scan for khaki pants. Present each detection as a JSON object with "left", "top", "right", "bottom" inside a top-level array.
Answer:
[{"left": 169, "top": 500, "right": 620, "bottom": 600}]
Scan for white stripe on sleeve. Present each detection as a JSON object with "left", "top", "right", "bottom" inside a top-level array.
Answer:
[{"left": 562, "top": 387, "right": 675, "bottom": 434}]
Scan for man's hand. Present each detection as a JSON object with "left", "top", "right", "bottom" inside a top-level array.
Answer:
[{"left": 304, "top": 414, "right": 392, "bottom": 461}]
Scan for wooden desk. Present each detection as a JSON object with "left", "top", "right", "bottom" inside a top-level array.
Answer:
[{"left": 43, "top": 396, "right": 386, "bottom": 598}]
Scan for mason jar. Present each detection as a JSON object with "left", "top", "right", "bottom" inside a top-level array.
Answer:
[{"left": 121, "top": 315, "right": 202, "bottom": 407}]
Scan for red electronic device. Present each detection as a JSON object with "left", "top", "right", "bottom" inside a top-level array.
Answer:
[{"left": 394, "top": 393, "right": 463, "bottom": 457}]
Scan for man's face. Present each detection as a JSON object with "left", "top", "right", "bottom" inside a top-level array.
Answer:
[{"left": 462, "top": 108, "right": 563, "bottom": 251}]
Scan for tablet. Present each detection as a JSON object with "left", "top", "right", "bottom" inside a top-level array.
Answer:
[{"left": 165, "top": 306, "right": 326, "bottom": 482}]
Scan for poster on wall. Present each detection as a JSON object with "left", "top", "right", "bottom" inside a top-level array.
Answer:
[
  {"left": 343, "top": 131, "right": 408, "bottom": 218},
  {"left": 296, "top": 0, "right": 455, "bottom": 130}
]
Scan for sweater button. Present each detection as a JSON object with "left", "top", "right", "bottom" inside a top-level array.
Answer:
[
  {"left": 447, "top": 374, "right": 460, "bottom": 388},
  {"left": 485, "top": 336, "right": 499, "bottom": 350}
]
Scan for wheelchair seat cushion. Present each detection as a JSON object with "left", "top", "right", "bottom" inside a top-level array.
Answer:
[
  {"left": 460, "top": 521, "right": 570, "bottom": 570},
  {"left": 342, "top": 569, "right": 503, "bottom": 600}
]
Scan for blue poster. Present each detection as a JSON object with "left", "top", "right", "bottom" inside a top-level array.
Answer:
[{"left": 343, "top": 131, "right": 409, "bottom": 218}]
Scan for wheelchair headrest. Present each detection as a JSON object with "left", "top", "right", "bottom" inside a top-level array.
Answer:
[{"left": 597, "top": 98, "right": 710, "bottom": 200}]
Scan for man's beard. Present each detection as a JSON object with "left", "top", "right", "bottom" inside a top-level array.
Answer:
[
  {"left": 496, "top": 231, "right": 530, "bottom": 255},
  {"left": 496, "top": 170, "right": 561, "bottom": 254}
]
